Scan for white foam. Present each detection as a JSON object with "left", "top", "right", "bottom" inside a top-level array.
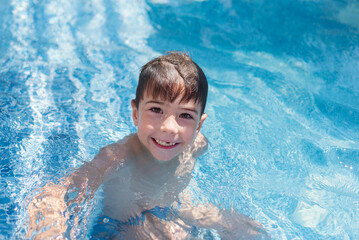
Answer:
[
  {"left": 149, "top": 0, "right": 169, "bottom": 4},
  {"left": 45, "top": 0, "right": 80, "bottom": 66},
  {"left": 293, "top": 201, "right": 328, "bottom": 228},
  {"left": 112, "top": 0, "right": 155, "bottom": 52}
]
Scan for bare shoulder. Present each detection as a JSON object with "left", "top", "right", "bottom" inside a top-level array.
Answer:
[
  {"left": 99, "top": 134, "right": 139, "bottom": 159},
  {"left": 194, "top": 132, "right": 208, "bottom": 146},
  {"left": 88, "top": 134, "right": 137, "bottom": 174},
  {"left": 191, "top": 132, "right": 208, "bottom": 158}
]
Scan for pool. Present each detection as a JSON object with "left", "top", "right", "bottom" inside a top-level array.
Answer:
[{"left": 1, "top": 0, "right": 359, "bottom": 239}]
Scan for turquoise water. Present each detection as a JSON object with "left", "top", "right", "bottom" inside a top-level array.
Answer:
[{"left": 1, "top": 0, "right": 359, "bottom": 239}]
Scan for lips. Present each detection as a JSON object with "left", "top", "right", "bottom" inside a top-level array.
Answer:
[{"left": 151, "top": 138, "right": 179, "bottom": 149}]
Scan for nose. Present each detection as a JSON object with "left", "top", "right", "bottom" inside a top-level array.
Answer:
[{"left": 160, "top": 115, "right": 179, "bottom": 134}]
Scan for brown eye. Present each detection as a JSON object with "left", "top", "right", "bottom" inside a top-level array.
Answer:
[
  {"left": 180, "top": 113, "right": 193, "bottom": 119},
  {"left": 150, "top": 107, "right": 162, "bottom": 114}
]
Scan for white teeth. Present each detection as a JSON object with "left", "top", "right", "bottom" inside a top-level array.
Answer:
[{"left": 155, "top": 139, "right": 176, "bottom": 146}]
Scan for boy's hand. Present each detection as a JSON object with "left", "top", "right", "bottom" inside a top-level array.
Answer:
[
  {"left": 219, "top": 209, "right": 270, "bottom": 240},
  {"left": 26, "top": 172, "right": 95, "bottom": 239},
  {"left": 177, "top": 195, "right": 269, "bottom": 240},
  {"left": 144, "top": 213, "right": 190, "bottom": 240},
  {"left": 26, "top": 182, "right": 69, "bottom": 239},
  {"left": 119, "top": 213, "right": 190, "bottom": 240},
  {"left": 25, "top": 144, "right": 120, "bottom": 239}
]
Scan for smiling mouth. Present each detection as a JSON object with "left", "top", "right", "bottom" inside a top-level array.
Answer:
[{"left": 152, "top": 138, "right": 179, "bottom": 149}]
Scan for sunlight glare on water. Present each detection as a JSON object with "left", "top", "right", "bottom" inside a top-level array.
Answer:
[{"left": 0, "top": 0, "right": 358, "bottom": 239}]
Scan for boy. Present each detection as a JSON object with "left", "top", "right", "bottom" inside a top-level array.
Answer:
[{"left": 27, "top": 52, "right": 267, "bottom": 239}]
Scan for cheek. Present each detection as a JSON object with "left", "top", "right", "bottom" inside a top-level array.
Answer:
[
  {"left": 138, "top": 116, "right": 156, "bottom": 132},
  {"left": 182, "top": 124, "right": 198, "bottom": 141}
]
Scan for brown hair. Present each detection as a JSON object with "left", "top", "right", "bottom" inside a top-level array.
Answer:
[{"left": 134, "top": 52, "right": 208, "bottom": 114}]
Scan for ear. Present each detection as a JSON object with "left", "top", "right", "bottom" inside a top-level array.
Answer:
[
  {"left": 196, "top": 113, "right": 207, "bottom": 133},
  {"left": 131, "top": 99, "right": 139, "bottom": 126}
]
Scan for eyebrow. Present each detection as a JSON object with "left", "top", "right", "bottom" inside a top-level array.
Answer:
[
  {"left": 145, "top": 100, "right": 199, "bottom": 114},
  {"left": 181, "top": 107, "right": 198, "bottom": 114},
  {"left": 145, "top": 100, "right": 164, "bottom": 105}
]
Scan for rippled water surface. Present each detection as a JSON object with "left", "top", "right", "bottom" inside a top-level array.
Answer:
[{"left": 1, "top": 0, "right": 359, "bottom": 239}]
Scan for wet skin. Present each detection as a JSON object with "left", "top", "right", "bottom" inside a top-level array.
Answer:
[
  {"left": 102, "top": 94, "right": 207, "bottom": 221},
  {"left": 26, "top": 94, "right": 268, "bottom": 239},
  {"left": 131, "top": 93, "right": 207, "bottom": 162}
]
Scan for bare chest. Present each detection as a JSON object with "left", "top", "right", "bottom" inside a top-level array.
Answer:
[{"left": 102, "top": 165, "right": 189, "bottom": 221}]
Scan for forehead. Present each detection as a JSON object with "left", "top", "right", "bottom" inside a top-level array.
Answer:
[
  {"left": 143, "top": 91, "right": 201, "bottom": 109},
  {"left": 143, "top": 77, "right": 200, "bottom": 102}
]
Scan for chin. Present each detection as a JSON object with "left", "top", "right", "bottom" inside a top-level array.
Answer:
[
  {"left": 154, "top": 155, "right": 176, "bottom": 162},
  {"left": 151, "top": 152, "right": 179, "bottom": 162}
]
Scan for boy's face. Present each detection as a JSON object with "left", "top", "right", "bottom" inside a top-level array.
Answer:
[{"left": 131, "top": 92, "right": 207, "bottom": 162}]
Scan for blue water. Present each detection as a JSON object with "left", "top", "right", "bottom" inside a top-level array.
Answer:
[{"left": 1, "top": 0, "right": 359, "bottom": 239}]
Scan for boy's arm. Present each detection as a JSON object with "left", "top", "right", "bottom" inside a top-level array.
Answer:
[
  {"left": 176, "top": 200, "right": 269, "bottom": 240},
  {"left": 26, "top": 142, "right": 125, "bottom": 239},
  {"left": 67, "top": 142, "right": 124, "bottom": 201}
]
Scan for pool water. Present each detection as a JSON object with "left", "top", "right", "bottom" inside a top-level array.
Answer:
[{"left": 1, "top": 0, "right": 359, "bottom": 239}]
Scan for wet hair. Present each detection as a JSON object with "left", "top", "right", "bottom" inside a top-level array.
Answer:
[{"left": 134, "top": 52, "right": 208, "bottom": 115}]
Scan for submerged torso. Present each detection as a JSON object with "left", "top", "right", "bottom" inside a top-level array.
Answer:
[{"left": 102, "top": 139, "right": 194, "bottom": 222}]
